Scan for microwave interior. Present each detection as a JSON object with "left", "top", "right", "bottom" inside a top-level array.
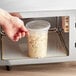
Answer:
[{"left": 1, "top": 16, "right": 69, "bottom": 60}]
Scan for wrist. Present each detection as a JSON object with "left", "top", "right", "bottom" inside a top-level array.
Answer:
[{"left": 0, "top": 8, "right": 11, "bottom": 26}]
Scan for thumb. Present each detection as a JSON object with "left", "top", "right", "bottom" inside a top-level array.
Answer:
[{"left": 21, "top": 25, "right": 28, "bottom": 32}]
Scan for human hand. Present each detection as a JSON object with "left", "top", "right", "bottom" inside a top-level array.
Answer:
[
  {"left": 0, "top": 9, "right": 28, "bottom": 41},
  {"left": 10, "top": 12, "right": 22, "bottom": 18}
]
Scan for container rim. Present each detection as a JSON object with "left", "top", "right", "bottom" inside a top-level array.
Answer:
[{"left": 26, "top": 20, "right": 51, "bottom": 31}]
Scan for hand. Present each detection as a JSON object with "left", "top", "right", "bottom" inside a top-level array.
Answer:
[
  {"left": 0, "top": 9, "right": 28, "bottom": 41},
  {"left": 4, "top": 16, "right": 28, "bottom": 41},
  {"left": 10, "top": 12, "right": 22, "bottom": 18}
]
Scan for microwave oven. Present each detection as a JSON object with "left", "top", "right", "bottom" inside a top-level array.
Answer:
[{"left": 0, "top": 0, "right": 76, "bottom": 70}]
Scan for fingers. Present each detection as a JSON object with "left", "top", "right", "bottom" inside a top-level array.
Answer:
[
  {"left": 18, "top": 32, "right": 22, "bottom": 39},
  {"left": 10, "top": 12, "right": 22, "bottom": 18},
  {"left": 13, "top": 32, "right": 21, "bottom": 41},
  {"left": 17, "top": 18, "right": 29, "bottom": 36},
  {"left": 13, "top": 31, "right": 27, "bottom": 42},
  {"left": 21, "top": 32, "right": 25, "bottom": 37},
  {"left": 14, "top": 36, "right": 20, "bottom": 42}
]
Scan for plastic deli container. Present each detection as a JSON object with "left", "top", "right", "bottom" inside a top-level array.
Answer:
[{"left": 26, "top": 20, "right": 50, "bottom": 58}]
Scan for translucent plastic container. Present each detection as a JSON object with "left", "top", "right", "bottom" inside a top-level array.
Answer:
[{"left": 26, "top": 20, "right": 50, "bottom": 58}]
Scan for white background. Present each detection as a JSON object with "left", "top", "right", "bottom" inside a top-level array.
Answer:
[{"left": 0, "top": 0, "right": 76, "bottom": 12}]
